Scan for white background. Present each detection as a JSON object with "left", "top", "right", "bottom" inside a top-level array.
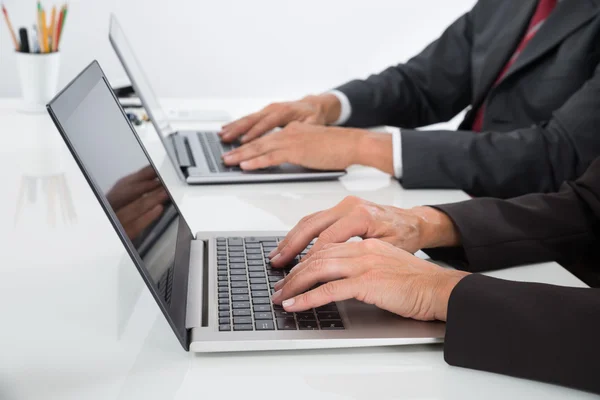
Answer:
[{"left": 0, "top": 0, "right": 476, "bottom": 99}]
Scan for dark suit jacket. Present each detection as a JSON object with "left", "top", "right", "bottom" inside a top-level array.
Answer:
[
  {"left": 335, "top": 0, "right": 600, "bottom": 198},
  {"left": 427, "top": 157, "right": 600, "bottom": 393}
]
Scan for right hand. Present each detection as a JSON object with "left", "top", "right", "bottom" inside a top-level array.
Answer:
[
  {"left": 269, "top": 196, "right": 460, "bottom": 268},
  {"left": 219, "top": 94, "right": 341, "bottom": 144}
]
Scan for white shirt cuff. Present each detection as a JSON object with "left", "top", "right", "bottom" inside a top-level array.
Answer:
[
  {"left": 391, "top": 127, "right": 403, "bottom": 179},
  {"left": 327, "top": 90, "right": 352, "bottom": 126}
]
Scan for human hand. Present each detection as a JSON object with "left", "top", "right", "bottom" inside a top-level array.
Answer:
[
  {"left": 222, "top": 122, "right": 391, "bottom": 172},
  {"left": 219, "top": 94, "right": 342, "bottom": 144},
  {"left": 271, "top": 239, "right": 470, "bottom": 322},
  {"left": 269, "top": 196, "right": 460, "bottom": 268},
  {"left": 106, "top": 166, "right": 169, "bottom": 240}
]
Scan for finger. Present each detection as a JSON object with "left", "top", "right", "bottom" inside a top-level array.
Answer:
[
  {"left": 270, "top": 206, "right": 353, "bottom": 268},
  {"left": 239, "top": 151, "right": 287, "bottom": 171},
  {"left": 117, "top": 187, "right": 168, "bottom": 224},
  {"left": 301, "top": 214, "right": 369, "bottom": 262},
  {"left": 273, "top": 242, "right": 365, "bottom": 291},
  {"left": 123, "top": 204, "right": 164, "bottom": 240},
  {"left": 280, "top": 277, "right": 362, "bottom": 313},
  {"left": 222, "top": 135, "right": 281, "bottom": 166},
  {"left": 220, "top": 113, "right": 263, "bottom": 142},
  {"left": 272, "top": 258, "right": 356, "bottom": 306},
  {"left": 241, "top": 113, "right": 289, "bottom": 144}
]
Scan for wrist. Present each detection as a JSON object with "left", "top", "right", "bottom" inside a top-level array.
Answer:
[
  {"left": 433, "top": 270, "right": 470, "bottom": 322},
  {"left": 411, "top": 206, "right": 461, "bottom": 249},
  {"left": 302, "top": 94, "right": 341, "bottom": 125},
  {"left": 354, "top": 131, "right": 394, "bottom": 175}
]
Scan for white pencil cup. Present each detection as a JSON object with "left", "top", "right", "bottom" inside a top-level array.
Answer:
[{"left": 16, "top": 52, "right": 61, "bottom": 113}]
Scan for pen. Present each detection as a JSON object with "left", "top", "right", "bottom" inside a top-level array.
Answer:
[
  {"left": 19, "top": 28, "right": 30, "bottom": 53},
  {"left": 1, "top": 4, "right": 20, "bottom": 51},
  {"left": 32, "top": 25, "right": 40, "bottom": 53}
]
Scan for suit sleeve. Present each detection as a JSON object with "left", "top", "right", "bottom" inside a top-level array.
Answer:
[
  {"left": 424, "top": 157, "right": 600, "bottom": 272},
  {"left": 334, "top": 9, "right": 474, "bottom": 129},
  {"left": 445, "top": 274, "right": 600, "bottom": 394},
  {"left": 400, "top": 60, "right": 600, "bottom": 198}
]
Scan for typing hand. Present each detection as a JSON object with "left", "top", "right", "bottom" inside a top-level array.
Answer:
[
  {"left": 271, "top": 239, "right": 469, "bottom": 322},
  {"left": 222, "top": 122, "right": 366, "bottom": 171},
  {"left": 219, "top": 94, "right": 341, "bottom": 144},
  {"left": 269, "top": 196, "right": 460, "bottom": 268}
]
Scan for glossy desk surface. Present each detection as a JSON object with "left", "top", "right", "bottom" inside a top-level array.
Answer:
[{"left": 0, "top": 99, "right": 593, "bottom": 399}]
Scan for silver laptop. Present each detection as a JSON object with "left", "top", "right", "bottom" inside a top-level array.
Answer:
[
  {"left": 47, "top": 61, "right": 444, "bottom": 352},
  {"left": 108, "top": 15, "right": 346, "bottom": 185}
]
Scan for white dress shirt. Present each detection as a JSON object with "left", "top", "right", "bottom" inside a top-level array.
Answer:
[{"left": 328, "top": 90, "right": 403, "bottom": 178}]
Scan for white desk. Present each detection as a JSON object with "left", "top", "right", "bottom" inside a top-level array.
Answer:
[{"left": 0, "top": 99, "right": 593, "bottom": 400}]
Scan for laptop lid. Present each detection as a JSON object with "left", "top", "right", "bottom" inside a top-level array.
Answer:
[
  {"left": 47, "top": 61, "right": 194, "bottom": 350},
  {"left": 108, "top": 14, "right": 186, "bottom": 180}
]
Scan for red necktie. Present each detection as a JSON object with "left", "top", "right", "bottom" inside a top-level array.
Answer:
[{"left": 472, "top": 0, "right": 558, "bottom": 132}]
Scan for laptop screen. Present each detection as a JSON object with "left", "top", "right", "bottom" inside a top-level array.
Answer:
[
  {"left": 48, "top": 62, "right": 192, "bottom": 349},
  {"left": 108, "top": 15, "right": 182, "bottom": 177}
]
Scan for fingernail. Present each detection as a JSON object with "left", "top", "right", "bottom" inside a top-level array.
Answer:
[
  {"left": 223, "top": 155, "right": 233, "bottom": 163},
  {"left": 282, "top": 298, "right": 296, "bottom": 308},
  {"left": 240, "top": 161, "right": 249, "bottom": 169},
  {"left": 271, "top": 253, "right": 281, "bottom": 263},
  {"left": 274, "top": 279, "right": 285, "bottom": 291},
  {"left": 271, "top": 289, "right": 282, "bottom": 302},
  {"left": 268, "top": 249, "right": 279, "bottom": 258},
  {"left": 240, "top": 135, "right": 248, "bottom": 143}
]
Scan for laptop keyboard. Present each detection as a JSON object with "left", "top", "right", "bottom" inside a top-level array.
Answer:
[
  {"left": 216, "top": 236, "right": 345, "bottom": 332},
  {"left": 197, "top": 132, "right": 242, "bottom": 173}
]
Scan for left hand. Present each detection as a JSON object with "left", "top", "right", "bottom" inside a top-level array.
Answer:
[
  {"left": 271, "top": 239, "right": 470, "bottom": 322},
  {"left": 222, "top": 121, "right": 366, "bottom": 171}
]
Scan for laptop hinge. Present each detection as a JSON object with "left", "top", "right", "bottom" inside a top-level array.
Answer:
[
  {"left": 186, "top": 239, "right": 208, "bottom": 328},
  {"left": 171, "top": 134, "right": 193, "bottom": 167}
]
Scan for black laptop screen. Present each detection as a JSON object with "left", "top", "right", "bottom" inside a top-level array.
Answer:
[{"left": 48, "top": 62, "right": 192, "bottom": 349}]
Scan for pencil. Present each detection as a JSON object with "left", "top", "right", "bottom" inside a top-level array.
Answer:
[
  {"left": 49, "top": 6, "right": 56, "bottom": 52},
  {"left": 2, "top": 4, "right": 20, "bottom": 51},
  {"left": 55, "top": 5, "right": 65, "bottom": 51},
  {"left": 57, "top": 4, "right": 67, "bottom": 49},
  {"left": 53, "top": 6, "right": 62, "bottom": 51},
  {"left": 36, "top": 2, "right": 44, "bottom": 52}
]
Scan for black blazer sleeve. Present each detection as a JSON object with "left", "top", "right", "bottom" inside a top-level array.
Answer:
[
  {"left": 400, "top": 61, "right": 600, "bottom": 197},
  {"left": 425, "top": 157, "right": 600, "bottom": 272},
  {"left": 445, "top": 274, "right": 600, "bottom": 394},
  {"left": 334, "top": 10, "right": 474, "bottom": 129}
]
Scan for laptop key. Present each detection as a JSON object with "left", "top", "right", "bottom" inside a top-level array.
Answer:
[
  {"left": 218, "top": 281, "right": 229, "bottom": 287},
  {"left": 244, "top": 237, "right": 260, "bottom": 243},
  {"left": 219, "top": 325, "right": 231, "bottom": 331},
  {"left": 248, "top": 260, "right": 264, "bottom": 266},
  {"left": 217, "top": 265, "right": 228, "bottom": 271},
  {"left": 217, "top": 260, "right": 227, "bottom": 266},
  {"left": 228, "top": 238, "right": 244, "bottom": 246},
  {"left": 317, "top": 312, "right": 341, "bottom": 321},
  {"left": 253, "top": 298, "right": 270, "bottom": 305},
  {"left": 234, "top": 324, "right": 254, "bottom": 331},
  {"left": 250, "top": 272, "right": 266, "bottom": 278},
  {"left": 219, "top": 305, "right": 229, "bottom": 311},
  {"left": 229, "top": 245, "right": 244, "bottom": 252},
  {"left": 233, "top": 317, "right": 253, "bottom": 325},
  {"left": 218, "top": 270, "right": 228, "bottom": 276},
  {"left": 275, "top": 310, "right": 294, "bottom": 318},
  {"left": 230, "top": 276, "right": 248, "bottom": 281},
  {"left": 230, "top": 270, "right": 247, "bottom": 276},
  {"left": 276, "top": 318, "right": 297, "bottom": 330},
  {"left": 231, "top": 288, "right": 249, "bottom": 295},
  {"left": 254, "top": 305, "right": 271, "bottom": 312},
  {"left": 233, "top": 309, "right": 251, "bottom": 317},
  {"left": 218, "top": 287, "right": 229, "bottom": 293},
  {"left": 254, "top": 312, "right": 273, "bottom": 320},
  {"left": 257, "top": 237, "right": 278, "bottom": 243},
  {"left": 250, "top": 278, "right": 267, "bottom": 285},
  {"left": 246, "top": 248, "right": 262, "bottom": 253},
  {"left": 251, "top": 284, "right": 268, "bottom": 291},
  {"left": 298, "top": 321, "right": 319, "bottom": 330},
  {"left": 297, "top": 313, "right": 316, "bottom": 321},
  {"left": 232, "top": 295, "right": 250, "bottom": 302},
  {"left": 231, "top": 282, "right": 248, "bottom": 288},
  {"left": 230, "top": 263, "right": 247, "bottom": 270},
  {"left": 251, "top": 291, "right": 270, "bottom": 298},
  {"left": 219, "top": 311, "right": 230, "bottom": 318},
  {"left": 233, "top": 302, "right": 251, "bottom": 309},
  {"left": 218, "top": 276, "right": 228, "bottom": 282},
  {"left": 219, "top": 299, "right": 230, "bottom": 305},
  {"left": 229, "top": 251, "right": 245, "bottom": 258},
  {"left": 321, "top": 321, "right": 344, "bottom": 330},
  {"left": 218, "top": 293, "right": 229, "bottom": 299},
  {"left": 256, "top": 320, "right": 275, "bottom": 331},
  {"left": 219, "top": 318, "right": 230, "bottom": 325},
  {"left": 268, "top": 276, "right": 281, "bottom": 283},
  {"left": 248, "top": 266, "right": 264, "bottom": 272},
  {"left": 247, "top": 254, "right": 263, "bottom": 260},
  {"left": 230, "top": 257, "right": 246, "bottom": 263}
]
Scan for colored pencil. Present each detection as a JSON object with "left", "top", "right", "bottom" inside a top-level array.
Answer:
[
  {"left": 57, "top": 4, "right": 67, "bottom": 49},
  {"left": 2, "top": 4, "right": 20, "bottom": 51},
  {"left": 48, "top": 5, "right": 56, "bottom": 52}
]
